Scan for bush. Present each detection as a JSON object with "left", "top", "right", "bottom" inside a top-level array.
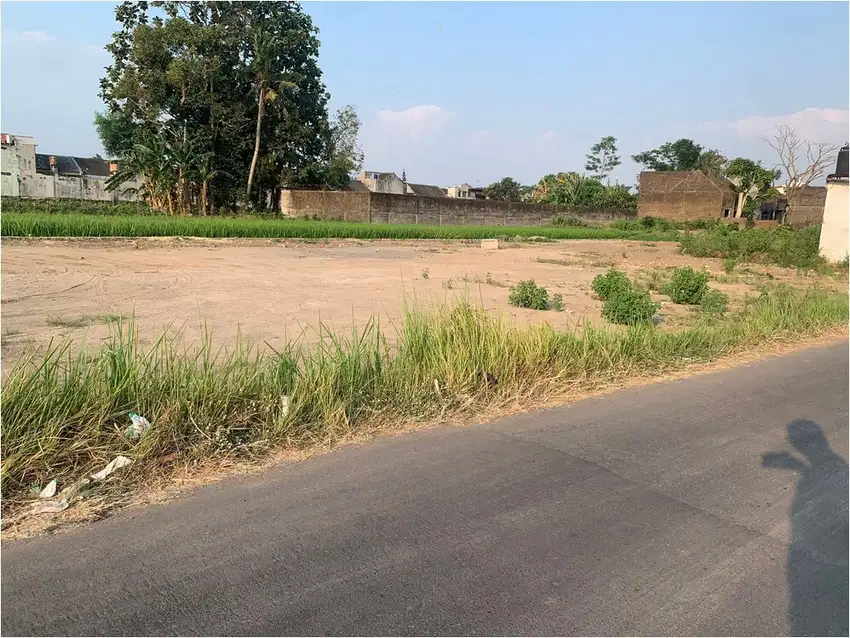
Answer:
[
  {"left": 591, "top": 269, "right": 632, "bottom": 301},
  {"left": 700, "top": 288, "right": 729, "bottom": 314},
  {"left": 663, "top": 266, "right": 709, "bottom": 305},
  {"left": 602, "top": 288, "right": 661, "bottom": 325},
  {"left": 550, "top": 215, "right": 590, "bottom": 228},
  {"left": 508, "top": 280, "right": 550, "bottom": 310},
  {"left": 679, "top": 224, "right": 826, "bottom": 270}
]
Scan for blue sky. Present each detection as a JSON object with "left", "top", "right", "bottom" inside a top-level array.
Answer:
[{"left": 2, "top": 1, "right": 848, "bottom": 187}]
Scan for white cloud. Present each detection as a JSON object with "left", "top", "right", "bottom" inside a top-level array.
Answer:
[
  {"left": 700, "top": 107, "right": 849, "bottom": 143},
  {"left": 12, "top": 30, "right": 56, "bottom": 44},
  {"left": 374, "top": 105, "right": 453, "bottom": 141}
]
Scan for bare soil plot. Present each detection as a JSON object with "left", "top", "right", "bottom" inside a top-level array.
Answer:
[{"left": 1, "top": 237, "right": 840, "bottom": 367}]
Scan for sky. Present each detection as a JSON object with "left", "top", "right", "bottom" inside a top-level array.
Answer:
[{"left": 1, "top": 1, "right": 848, "bottom": 188}]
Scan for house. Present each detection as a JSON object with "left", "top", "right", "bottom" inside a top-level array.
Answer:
[
  {"left": 819, "top": 144, "right": 849, "bottom": 261},
  {"left": 405, "top": 183, "right": 446, "bottom": 198},
  {"left": 774, "top": 185, "right": 827, "bottom": 227},
  {"left": 356, "top": 171, "right": 406, "bottom": 195},
  {"left": 637, "top": 170, "right": 738, "bottom": 221},
  {"left": 446, "top": 183, "right": 486, "bottom": 199},
  {"left": 1, "top": 132, "right": 139, "bottom": 202}
]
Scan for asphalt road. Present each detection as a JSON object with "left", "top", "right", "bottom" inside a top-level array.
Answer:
[{"left": 2, "top": 342, "right": 848, "bottom": 637}]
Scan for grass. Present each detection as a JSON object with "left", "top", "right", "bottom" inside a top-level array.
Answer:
[
  {"left": 1, "top": 213, "right": 681, "bottom": 242},
  {"left": 679, "top": 224, "right": 828, "bottom": 270},
  {"left": 3, "top": 284, "right": 846, "bottom": 508},
  {"left": 46, "top": 314, "right": 120, "bottom": 329}
]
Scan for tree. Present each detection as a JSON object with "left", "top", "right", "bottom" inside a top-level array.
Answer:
[
  {"left": 762, "top": 124, "right": 839, "bottom": 215},
  {"left": 725, "top": 157, "right": 781, "bottom": 218},
  {"left": 484, "top": 177, "right": 523, "bottom": 201},
  {"left": 531, "top": 172, "right": 637, "bottom": 210},
  {"left": 98, "top": 0, "right": 331, "bottom": 212},
  {"left": 632, "top": 139, "right": 703, "bottom": 171},
  {"left": 584, "top": 136, "right": 621, "bottom": 182},
  {"left": 325, "top": 105, "right": 364, "bottom": 189},
  {"left": 696, "top": 149, "right": 728, "bottom": 178}
]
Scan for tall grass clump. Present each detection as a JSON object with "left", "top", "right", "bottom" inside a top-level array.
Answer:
[
  {"left": 1, "top": 197, "right": 157, "bottom": 216},
  {"left": 680, "top": 224, "right": 826, "bottom": 270},
  {"left": 1, "top": 213, "right": 680, "bottom": 242},
  {"left": 663, "top": 266, "right": 709, "bottom": 305},
  {"left": 2, "top": 286, "right": 846, "bottom": 506}
]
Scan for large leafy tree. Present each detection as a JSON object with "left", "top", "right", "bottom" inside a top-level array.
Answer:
[
  {"left": 632, "top": 138, "right": 704, "bottom": 172},
  {"left": 696, "top": 149, "right": 728, "bottom": 178},
  {"left": 584, "top": 136, "right": 621, "bottom": 182},
  {"left": 97, "top": 0, "right": 334, "bottom": 212},
  {"left": 532, "top": 172, "right": 636, "bottom": 210},
  {"left": 484, "top": 177, "right": 524, "bottom": 202},
  {"left": 725, "top": 157, "right": 781, "bottom": 218}
]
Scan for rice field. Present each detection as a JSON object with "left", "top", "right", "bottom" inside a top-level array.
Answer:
[{"left": 1, "top": 213, "right": 679, "bottom": 242}]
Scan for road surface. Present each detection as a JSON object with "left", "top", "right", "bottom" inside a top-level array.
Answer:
[{"left": 2, "top": 342, "right": 848, "bottom": 636}]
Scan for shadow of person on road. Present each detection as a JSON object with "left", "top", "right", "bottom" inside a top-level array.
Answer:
[{"left": 762, "top": 419, "right": 849, "bottom": 637}]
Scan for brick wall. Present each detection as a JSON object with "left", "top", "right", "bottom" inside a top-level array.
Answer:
[
  {"left": 637, "top": 171, "right": 737, "bottom": 221},
  {"left": 281, "top": 190, "right": 636, "bottom": 226},
  {"left": 786, "top": 186, "right": 826, "bottom": 227}
]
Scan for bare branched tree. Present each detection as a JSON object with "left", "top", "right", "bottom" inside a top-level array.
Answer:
[{"left": 762, "top": 125, "right": 839, "bottom": 214}]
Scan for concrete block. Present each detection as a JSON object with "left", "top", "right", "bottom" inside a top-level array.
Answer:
[{"left": 481, "top": 239, "right": 500, "bottom": 251}]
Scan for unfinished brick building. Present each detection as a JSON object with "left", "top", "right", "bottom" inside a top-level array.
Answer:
[{"left": 637, "top": 171, "right": 738, "bottom": 221}]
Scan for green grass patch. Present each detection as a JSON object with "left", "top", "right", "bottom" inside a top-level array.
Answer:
[
  {"left": 1, "top": 213, "right": 680, "bottom": 242},
  {"left": 3, "top": 285, "right": 845, "bottom": 506}
]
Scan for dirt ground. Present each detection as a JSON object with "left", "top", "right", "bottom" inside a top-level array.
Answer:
[{"left": 0, "top": 237, "right": 840, "bottom": 367}]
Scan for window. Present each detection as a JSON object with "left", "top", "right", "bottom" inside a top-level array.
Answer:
[{"left": 722, "top": 209, "right": 730, "bottom": 218}]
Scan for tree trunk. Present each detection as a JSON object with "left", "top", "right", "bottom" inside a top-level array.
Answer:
[
  {"left": 201, "top": 180, "right": 208, "bottom": 216},
  {"left": 247, "top": 86, "right": 265, "bottom": 204}
]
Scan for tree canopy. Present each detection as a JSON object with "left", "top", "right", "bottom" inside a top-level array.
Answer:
[
  {"left": 484, "top": 177, "right": 525, "bottom": 202},
  {"left": 531, "top": 172, "right": 636, "bottom": 210},
  {"left": 632, "top": 139, "right": 704, "bottom": 172},
  {"left": 96, "top": 1, "right": 359, "bottom": 213},
  {"left": 584, "top": 136, "right": 621, "bottom": 182}
]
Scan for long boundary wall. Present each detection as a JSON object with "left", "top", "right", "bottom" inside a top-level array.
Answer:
[{"left": 280, "top": 190, "right": 636, "bottom": 226}]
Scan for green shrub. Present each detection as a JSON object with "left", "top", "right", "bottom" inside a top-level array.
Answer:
[
  {"left": 550, "top": 215, "right": 590, "bottom": 228},
  {"left": 508, "top": 280, "right": 550, "bottom": 310},
  {"left": 552, "top": 293, "right": 565, "bottom": 312},
  {"left": 663, "top": 266, "right": 709, "bottom": 305},
  {"left": 591, "top": 269, "right": 632, "bottom": 301},
  {"left": 723, "top": 257, "right": 738, "bottom": 273},
  {"left": 700, "top": 288, "right": 729, "bottom": 314},
  {"left": 602, "top": 288, "right": 661, "bottom": 325}
]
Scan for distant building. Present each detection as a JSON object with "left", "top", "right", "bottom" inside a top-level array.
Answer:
[
  {"left": 637, "top": 170, "right": 738, "bottom": 221},
  {"left": 446, "top": 183, "right": 486, "bottom": 199},
  {"left": 405, "top": 183, "right": 446, "bottom": 198},
  {"left": 0, "top": 132, "right": 140, "bottom": 202},
  {"left": 356, "top": 171, "right": 406, "bottom": 195},
  {"left": 774, "top": 184, "right": 827, "bottom": 227}
]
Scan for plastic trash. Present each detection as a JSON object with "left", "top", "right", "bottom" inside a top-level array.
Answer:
[
  {"left": 90, "top": 455, "right": 133, "bottom": 481},
  {"left": 39, "top": 479, "right": 58, "bottom": 499},
  {"left": 58, "top": 478, "right": 90, "bottom": 501},
  {"left": 125, "top": 412, "right": 151, "bottom": 440},
  {"left": 31, "top": 499, "right": 70, "bottom": 515}
]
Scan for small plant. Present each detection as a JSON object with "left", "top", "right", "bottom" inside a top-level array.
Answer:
[
  {"left": 550, "top": 215, "right": 590, "bottom": 228},
  {"left": 723, "top": 257, "right": 738, "bottom": 274},
  {"left": 591, "top": 269, "right": 631, "bottom": 301},
  {"left": 442, "top": 279, "right": 454, "bottom": 290},
  {"left": 602, "top": 288, "right": 660, "bottom": 325},
  {"left": 508, "top": 280, "right": 550, "bottom": 310},
  {"left": 485, "top": 272, "right": 493, "bottom": 284},
  {"left": 421, "top": 268, "right": 429, "bottom": 279},
  {"left": 551, "top": 293, "right": 565, "bottom": 312},
  {"left": 663, "top": 266, "right": 709, "bottom": 305},
  {"left": 700, "top": 288, "right": 729, "bottom": 315}
]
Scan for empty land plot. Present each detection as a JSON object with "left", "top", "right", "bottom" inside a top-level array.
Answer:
[{"left": 1, "top": 237, "right": 842, "bottom": 367}]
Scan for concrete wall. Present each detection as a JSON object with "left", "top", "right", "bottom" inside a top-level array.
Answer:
[
  {"left": 637, "top": 171, "right": 737, "bottom": 221},
  {"left": 1, "top": 145, "right": 20, "bottom": 197},
  {"left": 819, "top": 180, "right": 848, "bottom": 262},
  {"left": 357, "top": 173, "right": 406, "bottom": 195},
  {"left": 786, "top": 186, "right": 827, "bottom": 227},
  {"left": 281, "top": 189, "right": 636, "bottom": 226}
]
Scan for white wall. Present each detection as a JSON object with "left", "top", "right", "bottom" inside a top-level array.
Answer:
[{"left": 819, "top": 180, "right": 849, "bottom": 262}]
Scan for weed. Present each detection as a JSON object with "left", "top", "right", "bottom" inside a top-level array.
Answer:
[
  {"left": 723, "top": 257, "right": 739, "bottom": 274},
  {"left": 102, "top": 314, "right": 122, "bottom": 324},
  {"left": 551, "top": 294, "right": 565, "bottom": 312},
  {"left": 637, "top": 269, "right": 671, "bottom": 293},
  {"left": 602, "top": 288, "right": 660, "bottom": 325},
  {"left": 550, "top": 215, "right": 590, "bottom": 228},
  {"left": 46, "top": 315, "right": 100, "bottom": 329},
  {"left": 485, "top": 272, "right": 493, "bottom": 284},
  {"left": 700, "top": 289, "right": 729, "bottom": 315},
  {"left": 2, "top": 286, "right": 847, "bottom": 505},
  {"left": 442, "top": 279, "right": 454, "bottom": 290},
  {"left": 3, "top": 327, "right": 21, "bottom": 337},
  {"left": 537, "top": 258, "right": 582, "bottom": 267},
  {"left": 663, "top": 267, "right": 709, "bottom": 305},
  {"left": 508, "top": 280, "right": 550, "bottom": 310},
  {"left": 421, "top": 268, "right": 429, "bottom": 280},
  {"left": 591, "top": 269, "right": 632, "bottom": 301}
]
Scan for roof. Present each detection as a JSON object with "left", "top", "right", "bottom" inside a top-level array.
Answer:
[
  {"left": 346, "top": 180, "right": 370, "bottom": 192},
  {"left": 362, "top": 171, "right": 400, "bottom": 180},
  {"left": 35, "top": 153, "right": 84, "bottom": 175},
  {"left": 406, "top": 183, "right": 447, "bottom": 198},
  {"left": 74, "top": 157, "right": 111, "bottom": 177},
  {"left": 704, "top": 174, "right": 737, "bottom": 193}
]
